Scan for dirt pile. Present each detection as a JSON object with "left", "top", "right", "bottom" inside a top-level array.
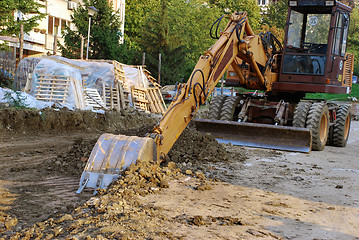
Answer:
[
  {"left": 5, "top": 155, "right": 184, "bottom": 239},
  {"left": 0, "top": 107, "right": 159, "bottom": 134},
  {"left": 46, "top": 137, "right": 98, "bottom": 176},
  {"left": 45, "top": 123, "right": 156, "bottom": 177},
  {"left": 168, "top": 126, "right": 228, "bottom": 163},
  {"left": 173, "top": 215, "right": 243, "bottom": 226},
  {"left": 43, "top": 123, "right": 229, "bottom": 180},
  {"left": 167, "top": 125, "right": 240, "bottom": 175}
]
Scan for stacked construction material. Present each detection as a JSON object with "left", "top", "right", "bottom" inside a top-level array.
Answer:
[{"left": 20, "top": 56, "right": 166, "bottom": 114}]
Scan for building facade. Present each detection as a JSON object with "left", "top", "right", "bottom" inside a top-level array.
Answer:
[
  {"left": 108, "top": 0, "right": 125, "bottom": 43},
  {"left": 2, "top": 0, "right": 126, "bottom": 58},
  {"left": 13, "top": 0, "right": 75, "bottom": 57},
  {"left": 257, "top": 0, "right": 278, "bottom": 6}
]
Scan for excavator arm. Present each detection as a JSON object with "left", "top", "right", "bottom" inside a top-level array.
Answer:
[
  {"left": 151, "top": 12, "right": 277, "bottom": 160},
  {"left": 77, "top": 12, "right": 277, "bottom": 193}
]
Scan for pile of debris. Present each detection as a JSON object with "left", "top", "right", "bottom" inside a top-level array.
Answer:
[
  {"left": 0, "top": 107, "right": 159, "bottom": 134},
  {"left": 4, "top": 148, "right": 184, "bottom": 239}
]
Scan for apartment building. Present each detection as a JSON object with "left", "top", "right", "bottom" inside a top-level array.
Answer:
[
  {"left": 110, "top": 0, "right": 125, "bottom": 43},
  {"left": 257, "top": 0, "right": 278, "bottom": 6},
  {"left": 2, "top": 0, "right": 125, "bottom": 58},
  {"left": 257, "top": 0, "right": 278, "bottom": 12},
  {"left": 10, "top": 0, "right": 75, "bottom": 57}
]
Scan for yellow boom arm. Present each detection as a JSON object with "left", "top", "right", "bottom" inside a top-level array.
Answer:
[
  {"left": 150, "top": 12, "right": 274, "bottom": 160},
  {"left": 77, "top": 11, "right": 279, "bottom": 193}
]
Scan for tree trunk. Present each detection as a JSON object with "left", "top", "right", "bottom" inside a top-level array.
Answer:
[
  {"left": 19, "top": 24, "right": 24, "bottom": 61},
  {"left": 80, "top": 36, "right": 84, "bottom": 59},
  {"left": 158, "top": 53, "right": 161, "bottom": 85}
]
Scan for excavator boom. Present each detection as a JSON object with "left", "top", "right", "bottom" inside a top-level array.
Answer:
[
  {"left": 77, "top": 1, "right": 353, "bottom": 192},
  {"left": 78, "top": 12, "right": 261, "bottom": 192}
]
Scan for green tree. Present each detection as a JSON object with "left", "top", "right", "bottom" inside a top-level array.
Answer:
[
  {"left": 261, "top": 0, "right": 287, "bottom": 42},
  {"left": 60, "top": 0, "right": 136, "bottom": 62},
  {"left": 136, "top": 0, "right": 221, "bottom": 85},
  {"left": 262, "top": 0, "right": 287, "bottom": 31},
  {"left": 347, "top": 7, "right": 359, "bottom": 75},
  {"left": 124, "top": 0, "right": 158, "bottom": 52},
  {"left": 0, "top": 0, "right": 45, "bottom": 36},
  {"left": 208, "top": 0, "right": 262, "bottom": 31}
]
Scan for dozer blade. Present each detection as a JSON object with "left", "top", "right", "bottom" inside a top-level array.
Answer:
[
  {"left": 77, "top": 134, "right": 156, "bottom": 194},
  {"left": 194, "top": 119, "right": 312, "bottom": 153}
]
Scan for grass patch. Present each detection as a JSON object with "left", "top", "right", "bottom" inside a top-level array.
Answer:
[{"left": 305, "top": 84, "right": 359, "bottom": 101}]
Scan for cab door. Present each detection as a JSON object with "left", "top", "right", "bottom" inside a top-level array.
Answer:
[{"left": 328, "top": 9, "right": 351, "bottom": 87}]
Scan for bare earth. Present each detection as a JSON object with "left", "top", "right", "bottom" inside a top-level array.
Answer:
[
  {"left": 0, "top": 117, "right": 358, "bottom": 239},
  {"left": 138, "top": 121, "right": 359, "bottom": 240}
]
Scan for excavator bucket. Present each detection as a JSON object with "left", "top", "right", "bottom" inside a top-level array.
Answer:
[
  {"left": 77, "top": 134, "right": 156, "bottom": 194},
  {"left": 194, "top": 119, "right": 312, "bottom": 153}
]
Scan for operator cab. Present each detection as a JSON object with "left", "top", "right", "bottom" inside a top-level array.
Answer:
[{"left": 273, "top": 0, "right": 353, "bottom": 94}]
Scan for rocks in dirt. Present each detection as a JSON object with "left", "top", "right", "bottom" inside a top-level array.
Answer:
[
  {"left": 4, "top": 217, "right": 17, "bottom": 229},
  {"left": 46, "top": 137, "right": 97, "bottom": 176},
  {"left": 168, "top": 125, "right": 229, "bottom": 173},
  {"left": 159, "top": 179, "right": 170, "bottom": 188},
  {"left": 335, "top": 184, "right": 343, "bottom": 189},
  {"left": 57, "top": 214, "right": 73, "bottom": 223},
  {"left": 174, "top": 214, "right": 243, "bottom": 226},
  {"left": 7, "top": 155, "right": 184, "bottom": 239},
  {"left": 167, "top": 161, "right": 176, "bottom": 170},
  {"left": 196, "top": 182, "right": 213, "bottom": 191},
  {"left": 195, "top": 171, "right": 205, "bottom": 180},
  {"left": 192, "top": 215, "right": 206, "bottom": 226},
  {"left": 107, "top": 157, "right": 182, "bottom": 197},
  {"left": 292, "top": 176, "right": 304, "bottom": 181}
]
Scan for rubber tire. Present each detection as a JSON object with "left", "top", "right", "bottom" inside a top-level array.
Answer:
[
  {"left": 219, "top": 96, "right": 241, "bottom": 121},
  {"left": 293, "top": 101, "right": 312, "bottom": 127},
  {"left": 306, "top": 102, "right": 329, "bottom": 151},
  {"left": 332, "top": 104, "right": 351, "bottom": 147},
  {"left": 208, "top": 95, "right": 227, "bottom": 120}
]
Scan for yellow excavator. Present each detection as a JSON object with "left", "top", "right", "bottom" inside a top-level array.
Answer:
[{"left": 77, "top": 0, "right": 353, "bottom": 193}]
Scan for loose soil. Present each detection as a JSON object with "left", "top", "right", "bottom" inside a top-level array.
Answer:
[{"left": 0, "top": 107, "right": 358, "bottom": 239}]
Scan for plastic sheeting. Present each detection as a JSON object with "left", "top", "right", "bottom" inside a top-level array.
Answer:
[
  {"left": 0, "top": 87, "right": 53, "bottom": 109},
  {"left": 15, "top": 57, "right": 41, "bottom": 90},
  {"left": 16, "top": 56, "right": 152, "bottom": 110}
]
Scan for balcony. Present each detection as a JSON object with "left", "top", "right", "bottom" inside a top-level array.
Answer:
[{"left": 24, "top": 31, "right": 46, "bottom": 45}]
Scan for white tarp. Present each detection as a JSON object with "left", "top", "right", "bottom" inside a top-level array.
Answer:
[
  {"left": 0, "top": 87, "right": 53, "bottom": 109},
  {"left": 16, "top": 56, "right": 152, "bottom": 110}
]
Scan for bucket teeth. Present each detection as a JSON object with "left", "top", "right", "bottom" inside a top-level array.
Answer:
[{"left": 77, "top": 134, "right": 156, "bottom": 193}]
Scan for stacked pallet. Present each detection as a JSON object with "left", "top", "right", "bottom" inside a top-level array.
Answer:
[
  {"left": 35, "top": 75, "right": 70, "bottom": 104},
  {"left": 113, "top": 61, "right": 129, "bottom": 91},
  {"left": 131, "top": 87, "right": 166, "bottom": 114},
  {"left": 31, "top": 60, "right": 167, "bottom": 114},
  {"left": 143, "top": 68, "right": 160, "bottom": 88},
  {"left": 34, "top": 74, "right": 86, "bottom": 109},
  {"left": 131, "top": 87, "right": 149, "bottom": 112},
  {"left": 84, "top": 87, "right": 107, "bottom": 110},
  {"left": 102, "top": 82, "right": 128, "bottom": 110}
]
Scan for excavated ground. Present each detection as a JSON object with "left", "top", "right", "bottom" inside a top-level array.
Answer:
[{"left": 0, "top": 106, "right": 358, "bottom": 239}]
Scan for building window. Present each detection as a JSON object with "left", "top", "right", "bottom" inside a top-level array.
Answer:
[
  {"left": 48, "top": 16, "right": 53, "bottom": 35},
  {"left": 258, "top": 0, "right": 266, "bottom": 5},
  {"left": 48, "top": 16, "right": 69, "bottom": 36},
  {"left": 61, "top": 19, "right": 67, "bottom": 31}
]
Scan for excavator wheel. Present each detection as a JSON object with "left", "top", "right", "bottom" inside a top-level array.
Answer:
[
  {"left": 208, "top": 95, "right": 227, "bottom": 119},
  {"left": 332, "top": 104, "right": 351, "bottom": 147},
  {"left": 306, "top": 102, "right": 329, "bottom": 151},
  {"left": 293, "top": 101, "right": 312, "bottom": 127},
  {"left": 220, "top": 96, "right": 242, "bottom": 121}
]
